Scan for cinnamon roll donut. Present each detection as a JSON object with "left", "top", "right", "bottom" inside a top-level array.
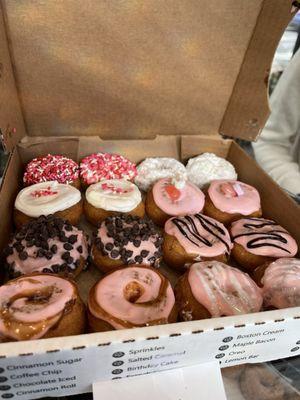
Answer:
[
  {"left": 92, "top": 215, "right": 163, "bottom": 273},
  {"left": 14, "top": 181, "right": 83, "bottom": 229},
  {"left": 252, "top": 258, "right": 300, "bottom": 309},
  {"left": 145, "top": 178, "right": 205, "bottom": 227},
  {"left": 230, "top": 218, "right": 298, "bottom": 271},
  {"left": 88, "top": 265, "right": 177, "bottom": 331},
  {"left": 175, "top": 261, "right": 262, "bottom": 321},
  {"left": 84, "top": 179, "right": 145, "bottom": 226},
  {"left": 4, "top": 215, "right": 89, "bottom": 279},
  {"left": 203, "top": 180, "right": 262, "bottom": 225},
  {"left": 163, "top": 213, "right": 233, "bottom": 271},
  {"left": 0, "top": 274, "right": 85, "bottom": 342}
]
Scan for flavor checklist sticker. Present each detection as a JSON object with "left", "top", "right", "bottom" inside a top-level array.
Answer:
[{"left": 93, "top": 362, "right": 227, "bottom": 400}]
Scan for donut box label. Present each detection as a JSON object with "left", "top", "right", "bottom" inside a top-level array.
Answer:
[{"left": 0, "top": 316, "right": 299, "bottom": 399}]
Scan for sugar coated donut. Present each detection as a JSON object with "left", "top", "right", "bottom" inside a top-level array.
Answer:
[
  {"left": 175, "top": 261, "right": 262, "bottom": 321},
  {"left": 80, "top": 153, "right": 137, "bottom": 186},
  {"left": 23, "top": 154, "right": 80, "bottom": 188},
  {"left": 88, "top": 265, "right": 177, "bottom": 331},
  {"left": 135, "top": 157, "right": 187, "bottom": 192},
  {"left": 186, "top": 153, "right": 237, "bottom": 188},
  {"left": 0, "top": 274, "right": 85, "bottom": 341}
]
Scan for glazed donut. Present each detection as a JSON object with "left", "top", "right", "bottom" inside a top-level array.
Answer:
[
  {"left": 231, "top": 218, "right": 298, "bottom": 271},
  {"left": 0, "top": 274, "right": 85, "bottom": 342},
  {"left": 186, "top": 153, "right": 237, "bottom": 188},
  {"left": 88, "top": 265, "right": 177, "bottom": 331},
  {"left": 14, "top": 181, "right": 83, "bottom": 229},
  {"left": 145, "top": 178, "right": 205, "bottom": 227},
  {"left": 252, "top": 258, "right": 300, "bottom": 309},
  {"left": 203, "top": 180, "right": 262, "bottom": 225},
  {"left": 175, "top": 261, "right": 262, "bottom": 321},
  {"left": 135, "top": 157, "right": 187, "bottom": 192},
  {"left": 240, "top": 364, "right": 285, "bottom": 400},
  {"left": 84, "top": 179, "right": 145, "bottom": 226},
  {"left": 92, "top": 215, "right": 163, "bottom": 273},
  {"left": 4, "top": 215, "right": 89, "bottom": 279},
  {"left": 23, "top": 154, "right": 80, "bottom": 189},
  {"left": 163, "top": 213, "right": 233, "bottom": 271},
  {"left": 80, "top": 153, "right": 137, "bottom": 187}
]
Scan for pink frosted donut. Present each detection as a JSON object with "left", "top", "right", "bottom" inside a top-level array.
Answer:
[
  {"left": 208, "top": 180, "right": 261, "bottom": 215},
  {"left": 23, "top": 154, "right": 79, "bottom": 186},
  {"left": 152, "top": 178, "right": 205, "bottom": 215},
  {"left": 261, "top": 258, "right": 300, "bottom": 309},
  {"left": 80, "top": 153, "right": 137, "bottom": 185},
  {"left": 88, "top": 266, "right": 176, "bottom": 330}
]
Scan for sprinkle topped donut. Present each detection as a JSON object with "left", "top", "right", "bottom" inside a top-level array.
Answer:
[
  {"left": 23, "top": 154, "right": 79, "bottom": 186},
  {"left": 80, "top": 153, "right": 137, "bottom": 186},
  {"left": 231, "top": 218, "right": 298, "bottom": 258},
  {"left": 208, "top": 180, "right": 261, "bottom": 215}
]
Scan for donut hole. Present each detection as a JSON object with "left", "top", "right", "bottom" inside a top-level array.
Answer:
[
  {"left": 124, "top": 281, "right": 144, "bottom": 303},
  {"left": 26, "top": 287, "right": 54, "bottom": 304}
]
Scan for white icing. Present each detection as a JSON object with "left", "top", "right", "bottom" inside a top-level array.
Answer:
[
  {"left": 135, "top": 157, "right": 187, "bottom": 192},
  {"left": 15, "top": 181, "right": 81, "bottom": 217},
  {"left": 186, "top": 153, "right": 237, "bottom": 188},
  {"left": 85, "top": 179, "right": 142, "bottom": 212}
]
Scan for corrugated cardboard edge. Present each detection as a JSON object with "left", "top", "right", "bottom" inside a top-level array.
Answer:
[
  {"left": 220, "top": 0, "right": 297, "bottom": 141},
  {"left": 0, "top": 1, "right": 26, "bottom": 152}
]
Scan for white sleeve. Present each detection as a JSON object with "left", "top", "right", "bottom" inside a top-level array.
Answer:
[{"left": 253, "top": 49, "right": 300, "bottom": 195}]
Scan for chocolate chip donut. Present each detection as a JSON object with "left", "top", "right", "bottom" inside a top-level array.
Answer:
[
  {"left": 91, "top": 215, "right": 163, "bottom": 273},
  {"left": 4, "top": 215, "right": 89, "bottom": 279}
]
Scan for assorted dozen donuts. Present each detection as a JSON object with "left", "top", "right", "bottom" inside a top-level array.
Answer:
[{"left": 0, "top": 150, "right": 299, "bottom": 342}]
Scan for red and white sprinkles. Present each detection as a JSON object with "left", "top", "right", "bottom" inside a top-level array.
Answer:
[
  {"left": 30, "top": 187, "right": 58, "bottom": 198},
  {"left": 23, "top": 155, "right": 79, "bottom": 185},
  {"left": 80, "top": 153, "right": 137, "bottom": 185},
  {"left": 101, "top": 182, "right": 133, "bottom": 194}
]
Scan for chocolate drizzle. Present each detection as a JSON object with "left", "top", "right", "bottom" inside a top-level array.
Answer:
[
  {"left": 232, "top": 218, "right": 292, "bottom": 253},
  {"left": 171, "top": 214, "right": 231, "bottom": 254}
]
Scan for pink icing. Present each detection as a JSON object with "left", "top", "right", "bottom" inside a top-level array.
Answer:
[
  {"left": 208, "top": 180, "right": 261, "bottom": 214},
  {"left": 7, "top": 227, "right": 88, "bottom": 275},
  {"left": 231, "top": 218, "right": 298, "bottom": 257},
  {"left": 262, "top": 258, "right": 300, "bottom": 308},
  {"left": 188, "top": 261, "right": 262, "bottom": 317},
  {"left": 89, "top": 267, "right": 175, "bottom": 329},
  {"left": 0, "top": 275, "right": 75, "bottom": 340},
  {"left": 153, "top": 178, "right": 204, "bottom": 215},
  {"left": 164, "top": 213, "right": 233, "bottom": 257}
]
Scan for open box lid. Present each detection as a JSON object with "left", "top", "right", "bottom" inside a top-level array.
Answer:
[{"left": 0, "top": 0, "right": 297, "bottom": 152}]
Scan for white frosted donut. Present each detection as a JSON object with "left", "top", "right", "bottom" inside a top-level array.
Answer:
[
  {"left": 186, "top": 153, "right": 237, "bottom": 188},
  {"left": 134, "top": 157, "right": 187, "bottom": 192}
]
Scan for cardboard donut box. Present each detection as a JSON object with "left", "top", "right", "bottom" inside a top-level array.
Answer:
[{"left": 0, "top": 1, "right": 300, "bottom": 398}]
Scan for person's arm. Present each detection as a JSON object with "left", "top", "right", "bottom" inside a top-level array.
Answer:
[{"left": 253, "top": 49, "right": 300, "bottom": 195}]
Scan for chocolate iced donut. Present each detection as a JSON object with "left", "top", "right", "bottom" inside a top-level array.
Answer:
[
  {"left": 231, "top": 218, "right": 298, "bottom": 271},
  {"left": 175, "top": 261, "right": 262, "bottom": 321},
  {"left": 163, "top": 213, "right": 233, "bottom": 271},
  {"left": 253, "top": 258, "right": 300, "bottom": 309},
  {"left": 0, "top": 274, "right": 85, "bottom": 342},
  {"left": 203, "top": 180, "right": 262, "bottom": 225},
  {"left": 88, "top": 265, "right": 177, "bottom": 331},
  {"left": 14, "top": 181, "right": 83, "bottom": 229},
  {"left": 240, "top": 364, "right": 285, "bottom": 400},
  {"left": 92, "top": 215, "right": 163, "bottom": 273},
  {"left": 84, "top": 179, "right": 145, "bottom": 226},
  {"left": 145, "top": 178, "right": 205, "bottom": 227},
  {"left": 4, "top": 215, "right": 89, "bottom": 279}
]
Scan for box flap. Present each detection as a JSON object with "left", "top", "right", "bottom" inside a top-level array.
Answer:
[{"left": 0, "top": 0, "right": 296, "bottom": 147}]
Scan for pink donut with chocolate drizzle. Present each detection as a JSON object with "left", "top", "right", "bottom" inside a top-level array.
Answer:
[
  {"left": 261, "top": 258, "right": 300, "bottom": 309},
  {"left": 88, "top": 266, "right": 176, "bottom": 330},
  {"left": 0, "top": 274, "right": 82, "bottom": 341},
  {"left": 208, "top": 180, "right": 261, "bottom": 215},
  {"left": 231, "top": 218, "right": 298, "bottom": 257},
  {"left": 152, "top": 178, "right": 205, "bottom": 215},
  {"left": 176, "top": 261, "right": 262, "bottom": 321}
]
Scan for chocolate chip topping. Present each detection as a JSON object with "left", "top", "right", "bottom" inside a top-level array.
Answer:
[
  {"left": 4, "top": 215, "right": 87, "bottom": 278},
  {"left": 95, "top": 215, "right": 162, "bottom": 266}
]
